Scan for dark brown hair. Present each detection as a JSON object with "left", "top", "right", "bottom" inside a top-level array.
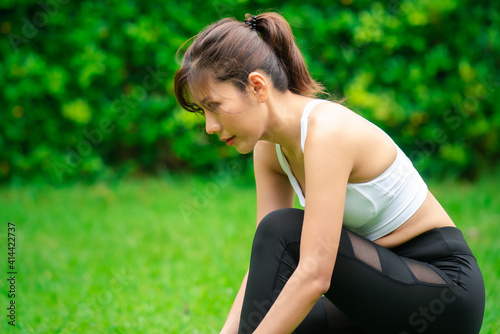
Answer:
[{"left": 174, "top": 12, "right": 326, "bottom": 114}]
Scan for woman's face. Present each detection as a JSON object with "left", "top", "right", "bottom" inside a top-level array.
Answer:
[{"left": 192, "top": 79, "right": 266, "bottom": 154}]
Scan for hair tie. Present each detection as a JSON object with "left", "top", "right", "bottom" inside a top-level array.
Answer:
[{"left": 245, "top": 15, "right": 257, "bottom": 31}]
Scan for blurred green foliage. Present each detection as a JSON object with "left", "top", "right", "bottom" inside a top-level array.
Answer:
[{"left": 1, "top": 0, "right": 498, "bottom": 184}]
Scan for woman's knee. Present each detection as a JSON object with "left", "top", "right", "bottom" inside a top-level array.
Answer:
[{"left": 253, "top": 208, "right": 304, "bottom": 246}]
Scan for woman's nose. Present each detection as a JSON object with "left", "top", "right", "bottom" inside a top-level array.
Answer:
[{"left": 205, "top": 114, "right": 221, "bottom": 135}]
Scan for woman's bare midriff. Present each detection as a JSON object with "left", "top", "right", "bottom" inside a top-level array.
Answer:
[{"left": 373, "top": 190, "right": 456, "bottom": 249}]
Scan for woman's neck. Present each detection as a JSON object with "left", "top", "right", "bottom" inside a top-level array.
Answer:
[{"left": 260, "top": 91, "right": 315, "bottom": 156}]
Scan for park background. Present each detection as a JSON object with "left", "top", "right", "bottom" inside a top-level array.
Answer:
[{"left": 0, "top": 0, "right": 499, "bottom": 333}]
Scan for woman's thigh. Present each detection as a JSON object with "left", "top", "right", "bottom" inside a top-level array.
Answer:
[
  {"left": 239, "top": 208, "right": 484, "bottom": 334},
  {"left": 326, "top": 226, "right": 484, "bottom": 334}
]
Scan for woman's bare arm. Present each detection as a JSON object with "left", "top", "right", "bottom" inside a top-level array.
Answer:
[
  {"left": 220, "top": 140, "right": 295, "bottom": 333},
  {"left": 253, "top": 106, "right": 356, "bottom": 334}
]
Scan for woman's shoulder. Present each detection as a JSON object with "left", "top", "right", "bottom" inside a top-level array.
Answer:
[
  {"left": 254, "top": 140, "right": 277, "bottom": 155},
  {"left": 310, "top": 101, "right": 368, "bottom": 125},
  {"left": 306, "top": 101, "right": 398, "bottom": 182},
  {"left": 253, "top": 140, "right": 286, "bottom": 176},
  {"left": 309, "top": 101, "right": 393, "bottom": 143},
  {"left": 307, "top": 101, "right": 372, "bottom": 143}
]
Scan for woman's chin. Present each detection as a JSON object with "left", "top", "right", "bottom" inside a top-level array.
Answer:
[
  {"left": 234, "top": 147, "right": 252, "bottom": 154},
  {"left": 233, "top": 141, "right": 254, "bottom": 154}
]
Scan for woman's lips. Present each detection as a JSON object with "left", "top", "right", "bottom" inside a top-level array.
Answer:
[{"left": 225, "top": 136, "right": 236, "bottom": 146}]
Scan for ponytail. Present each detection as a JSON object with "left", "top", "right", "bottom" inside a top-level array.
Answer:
[
  {"left": 174, "top": 12, "right": 326, "bottom": 114},
  {"left": 252, "top": 13, "right": 325, "bottom": 96}
]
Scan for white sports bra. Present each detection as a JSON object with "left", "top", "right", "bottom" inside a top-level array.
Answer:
[{"left": 275, "top": 99, "right": 428, "bottom": 241}]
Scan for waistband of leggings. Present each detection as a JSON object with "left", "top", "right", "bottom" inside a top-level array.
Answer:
[{"left": 390, "top": 226, "right": 475, "bottom": 260}]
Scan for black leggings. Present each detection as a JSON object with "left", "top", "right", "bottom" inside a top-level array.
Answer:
[{"left": 239, "top": 208, "right": 485, "bottom": 334}]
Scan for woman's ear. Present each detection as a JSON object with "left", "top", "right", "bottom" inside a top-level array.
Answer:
[{"left": 248, "top": 72, "right": 269, "bottom": 103}]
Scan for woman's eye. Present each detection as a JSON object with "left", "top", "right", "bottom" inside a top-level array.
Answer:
[
  {"left": 192, "top": 104, "right": 205, "bottom": 115},
  {"left": 207, "top": 102, "right": 220, "bottom": 110}
]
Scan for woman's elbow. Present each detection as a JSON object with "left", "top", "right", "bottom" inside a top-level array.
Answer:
[
  {"left": 314, "top": 276, "right": 331, "bottom": 295},
  {"left": 296, "top": 261, "right": 332, "bottom": 295}
]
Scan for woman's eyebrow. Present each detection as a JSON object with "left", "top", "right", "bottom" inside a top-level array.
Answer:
[
  {"left": 200, "top": 98, "right": 220, "bottom": 109},
  {"left": 200, "top": 97, "right": 212, "bottom": 104}
]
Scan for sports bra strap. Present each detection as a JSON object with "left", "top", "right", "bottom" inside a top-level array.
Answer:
[{"left": 300, "top": 99, "right": 331, "bottom": 152}]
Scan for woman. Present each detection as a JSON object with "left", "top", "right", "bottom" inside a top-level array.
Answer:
[{"left": 174, "top": 12, "right": 485, "bottom": 334}]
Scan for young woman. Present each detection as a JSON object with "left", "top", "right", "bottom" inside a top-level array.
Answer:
[{"left": 174, "top": 12, "right": 485, "bottom": 334}]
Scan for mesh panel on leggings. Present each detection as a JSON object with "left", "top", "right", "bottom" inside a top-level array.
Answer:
[
  {"left": 402, "top": 258, "right": 447, "bottom": 284},
  {"left": 346, "top": 230, "right": 382, "bottom": 272}
]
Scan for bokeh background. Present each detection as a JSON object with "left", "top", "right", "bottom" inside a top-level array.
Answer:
[{"left": 0, "top": 0, "right": 499, "bottom": 333}]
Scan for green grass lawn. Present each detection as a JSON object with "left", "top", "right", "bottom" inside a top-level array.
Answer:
[{"left": 0, "top": 173, "right": 499, "bottom": 333}]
